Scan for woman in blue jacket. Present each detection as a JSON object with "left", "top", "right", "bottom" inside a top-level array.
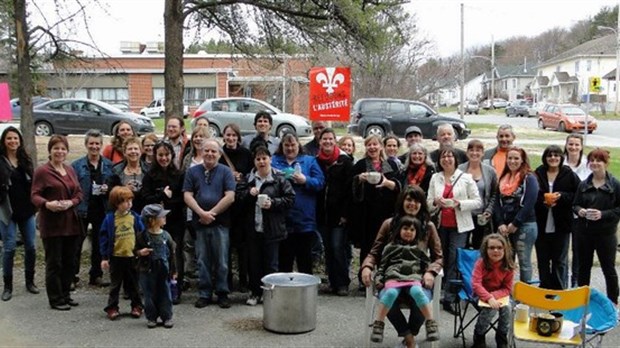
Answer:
[{"left": 272, "top": 133, "right": 325, "bottom": 274}]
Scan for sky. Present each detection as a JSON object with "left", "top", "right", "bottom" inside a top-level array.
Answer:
[{"left": 33, "top": 0, "right": 620, "bottom": 57}]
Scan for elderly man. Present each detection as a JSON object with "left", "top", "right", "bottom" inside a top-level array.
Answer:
[
  {"left": 429, "top": 123, "right": 467, "bottom": 166},
  {"left": 183, "top": 139, "right": 236, "bottom": 309},
  {"left": 398, "top": 126, "right": 423, "bottom": 163},
  {"left": 482, "top": 124, "right": 516, "bottom": 176},
  {"left": 240, "top": 111, "right": 280, "bottom": 154}
]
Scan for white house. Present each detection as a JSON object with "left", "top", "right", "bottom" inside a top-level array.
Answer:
[
  {"left": 481, "top": 65, "right": 534, "bottom": 101},
  {"left": 436, "top": 73, "right": 485, "bottom": 106}
]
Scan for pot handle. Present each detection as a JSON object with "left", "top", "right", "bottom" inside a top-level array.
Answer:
[{"left": 261, "top": 284, "right": 275, "bottom": 299}]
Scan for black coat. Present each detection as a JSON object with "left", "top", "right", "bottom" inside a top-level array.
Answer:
[
  {"left": 141, "top": 168, "right": 185, "bottom": 223},
  {"left": 534, "top": 165, "right": 580, "bottom": 235},
  {"left": 316, "top": 153, "right": 354, "bottom": 228},
  {"left": 573, "top": 172, "right": 620, "bottom": 236}
]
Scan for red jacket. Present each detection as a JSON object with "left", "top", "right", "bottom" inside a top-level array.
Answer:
[{"left": 471, "top": 258, "right": 514, "bottom": 303}]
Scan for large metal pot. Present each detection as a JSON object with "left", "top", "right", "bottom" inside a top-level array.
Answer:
[{"left": 261, "top": 272, "right": 320, "bottom": 334}]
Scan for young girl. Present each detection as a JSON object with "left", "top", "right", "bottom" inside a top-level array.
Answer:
[
  {"left": 137, "top": 204, "right": 177, "bottom": 329},
  {"left": 471, "top": 234, "right": 515, "bottom": 348},
  {"left": 371, "top": 216, "right": 439, "bottom": 343}
]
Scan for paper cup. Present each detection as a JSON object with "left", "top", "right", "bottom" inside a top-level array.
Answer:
[
  {"left": 544, "top": 193, "right": 556, "bottom": 206},
  {"left": 477, "top": 214, "right": 488, "bottom": 226},
  {"left": 367, "top": 172, "right": 381, "bottom": 185},
  {"left": 443, "top": 199, "right": 455, "bottom": 208},
  {"left": 515, "top": 304, "right": 529, "bottom": 323},
  {"left": 257, "top": 194, "right": 269, "bottom": 206}
]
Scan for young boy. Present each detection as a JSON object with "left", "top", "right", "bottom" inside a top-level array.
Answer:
[{"left": 100, "top": 185, "right": 145, "bottom": 320}]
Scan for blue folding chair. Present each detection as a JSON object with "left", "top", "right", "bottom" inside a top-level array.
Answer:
[{"left": 561, "top": 287, "right": 618, "bottom": 348}]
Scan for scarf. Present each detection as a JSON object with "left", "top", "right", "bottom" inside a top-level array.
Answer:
[
  {"left": 407, "top": 164, "right": 427, "bottom": 186},
  {"left": 317, "top": 146, "right": 340, "bottom": 166},
  {"left": 499, "top": 171, "right": 523, "bottom": 196}
]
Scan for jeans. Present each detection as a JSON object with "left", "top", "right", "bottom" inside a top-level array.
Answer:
[
  {"left": 438, "top": 227, "right": 468, "bottom": 302},
  {"left": 0, "top": 216, "right": 36, "bottom": 277},
  {"left": 320, "top": 225, "right": 351, "bottom": 289},
  {"left": 535, "top": 232, "right": 569, "bottom": 290},
  {"left": 387, "top": 287, "right": 432, "bottom": 337},
  {"left": 139, "top": 260, "right": 173, "bottom": 322},
  {"left": 508, "top": 222, "right": 537, "bottom": 283},
  {"left": 577, "top": 231, "right": 619, "bottom": 304},
  {"left": 474, "top": 305, "right": 511, "bottom": 336},
  {"left": 195, "top": 224, "right": 230, "bottom": 299}
]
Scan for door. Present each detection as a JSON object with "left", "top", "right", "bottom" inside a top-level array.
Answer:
[
  {"left": 408, "top": 103, "right": 434, "bottom": 137},
  {"left": 38, "top": 101, "right": 77, "bottom": 134},
  {"left": 81, "top": 101, "right": 112, "bottom": 133},
  {"left": 386, "top": 101, "right": 409, "bottom": 135}
]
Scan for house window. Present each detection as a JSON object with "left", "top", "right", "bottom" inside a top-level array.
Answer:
[
  {"left": 586, "top": 60, "right": 592, "bottom": 72},
  {"left": 244, "top": 86, "right": 253, "bottom": 98},
  {"left": 512, "top": 79, "right": 517, "bottom": 88},
  {"left": 574, "top": 60, "right": 580, "bottom": 73},
  {"left": 153, "top": 87, "right": 216, "bottom": 106},
  {"left": 556, "top": 66, "right": 561, "bottom": 72}
]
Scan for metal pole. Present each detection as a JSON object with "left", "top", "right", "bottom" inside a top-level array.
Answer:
[
  {"left": 615, "top": 6, "right": 620, "bottom": 115},
  {"left": 460, "top": 3, "right": 465, "bottom": 120},
  {"left": 491, "top": 36, "right": 495, "bottom": 108}
]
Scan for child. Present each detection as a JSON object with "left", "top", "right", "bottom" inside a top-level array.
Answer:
[
  {"left": 100, "top": 186, "right": 145, "bottom": 321},
  {"left": 471, "top": 234, "right": 515, "bottom": 348},
  {"left": 371, "top": 216, "right": 439, "bottom": 343},
  {"left": 137, "top": 204, "right": 177, "bottom": 329}
]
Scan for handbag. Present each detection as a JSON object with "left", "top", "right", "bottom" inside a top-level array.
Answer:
[{"left": 431, "top": 172, "right": 464, "bottom": 226}]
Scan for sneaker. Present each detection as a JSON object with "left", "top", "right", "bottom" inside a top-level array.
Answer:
[
  {"left": 66, "top": 298, "right": 79, "bottom": 307},
  {"left": 194, "top": 297, "right": 211, "bottom": 308},
  {"left": 246, "top": 295, "right": 259, "bottom": 306},
  {"left": 147, "top": 321, "right": 157, "bottom": 329},
  {"left": 370, "top": 320, "right": 385, "bottom": 343},
  {"left": 425, "top": 319, "right": 439, "bottom": 341},
  {"left": 106, "top": 308, "right": 120, "bottom": 320},
  {"left": 172, "top": 294, "right": 181, "bottom": 305},
  {"left": 89, "top": 277, "right": 110, "bottom": 287},
  {"left": 335, "top": 286, "right": 349, "bottom": 297},
  {"left": 163, "top": 319, "right": 174, "bottom": 328},
  {"left": 218, "top": 295, "right": 231, "bottom": 309},
  {"left": 130, "top": 306, "right": 143, "bottom": 318}
]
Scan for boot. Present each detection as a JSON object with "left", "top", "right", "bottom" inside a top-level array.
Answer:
[
  {"left": 470, "top": 334, "right": 486, "bottom": 348},
  {"left": 495, "top": 332, "right": 508, "bottom": 348},
  {"left": 25, "top": 271, "right": 40, "bottom": 294},
  {"left": 2, "top": 276, "right": 13, "bottom": 301}
]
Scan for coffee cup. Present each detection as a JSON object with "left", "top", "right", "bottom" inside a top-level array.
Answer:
[
  {"left": 367, "top": 172, "right": 381, "bottom": 185},
  {"left": 257, "top": 194, "right": 269, "bottom": 207},
  {"left": 515, "top": 304, "right": 529, "bottom": 323},
  {"left": 477, "top": 213, "right": 488, "bottom": 226},
  {"left": 586, "top": 209, "right": 597, "bottom": 220},
  {"left": 92, "top": 183, "right": 102, "bottom": 196},
  {"left": 443, "top": 199, "right": 455, "bottom": 208},
  {"left": 544, "top": 192, "right": 556, "bottom": 206}
]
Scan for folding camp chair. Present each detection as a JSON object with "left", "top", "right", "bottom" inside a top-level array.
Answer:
[
  {"left": 363, "top": 269, "right": 443, "bottom": 348},
  {"left": 509, "top": 281, "right": 590, "bottom": 348},
  {"left": 560, "top": 287, "right": 618, "bottom": 348},
  {"left": 450, "top": 248, "right": 498, "bottom": 348}
]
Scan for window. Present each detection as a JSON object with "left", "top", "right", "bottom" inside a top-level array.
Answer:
[
  {"left": 388, "top": 102, "right": 406, "bottom": 112},
  {"left": 512, "top": 79, "right": 517, "bottom": 88},
  {"left": 360, "top": 101, "right": 385, "bottom": 112},
  {"left": 574, "top": 60, "right": 580, "bottom": 73},
  {"left": 586, "top": 60, "right": 592, "bottom": 72},
  {"left": 409, "top": 104, "right": 429, "bottom": 118},
  {"left": 556, "top": 66, "right": 561, "bottom": 72},
  {"left": 244, "top": 86, "right": 252, "bottom": 98},
  {"left": 153, "top": 87, "right": 215, "bottom": 106}
]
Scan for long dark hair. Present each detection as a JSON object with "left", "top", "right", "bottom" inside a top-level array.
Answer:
[
  {"left": 0, "top": 126, "right": 34, "bottom": 176},
  {"left": 390, "top": 186, "right": 431, "bottom": 241},
  {"left": 480, "top": 233, "right": 515, "bottom": 271},
  {"left": 389, "top": 216, "right": 423, "bottom": 245},
  {"left": 149, "top": 141, "right": 180, "bottom": 179}
]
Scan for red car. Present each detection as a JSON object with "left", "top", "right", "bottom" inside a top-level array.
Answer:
[{"left": 537, "top": 103, "right": 597, "bottom": 134}]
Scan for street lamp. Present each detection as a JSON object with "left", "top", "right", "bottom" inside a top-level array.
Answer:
[{"left": 598, "top": 21, "right": 620, "bottom": 115}]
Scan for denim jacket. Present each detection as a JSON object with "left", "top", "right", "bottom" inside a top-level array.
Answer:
[{"left": 71, "top": 156, "right": 114, "bottom": 216}]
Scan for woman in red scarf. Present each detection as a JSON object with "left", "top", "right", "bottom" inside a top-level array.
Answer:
[
  {"left": 399, "top": 143, "right": 436, "bottom": 194},
  {"left": 316, "top": 128, "right": 354, "bottom": 296}
]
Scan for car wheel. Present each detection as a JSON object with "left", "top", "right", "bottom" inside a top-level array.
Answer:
[
  {"left": 588, "top": 129, "right": 594, "bottom": 134},
  {"left": 538, "top": 119, "right": 545, "bottom": 129},
  {"left": 558, "top": 122, "right": 566, "bottom": 132},
  {"left": 276, "top": 124, "right": 295, "bottom": 138},
  {"left": 159, "top": 111, "right": 165, "bottom": 118},
  {"left": 140, "top": 112, "right": 146, "bottom": 116},
  {"left": 474, "top": 111, "right": 478, "bottom": 115},
  {"left": 208, "top": 124, "right": 220, "bottom": 138},
  {"left": 364, "top": 125, "right": 385, "bottom": 138},
  {"left": 35, "top": 121, "right": 53, "bottom": 136}
]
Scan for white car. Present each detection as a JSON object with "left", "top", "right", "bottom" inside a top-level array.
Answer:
[{"left": 140, "top": 98, "right": 189, "bottom": 118}]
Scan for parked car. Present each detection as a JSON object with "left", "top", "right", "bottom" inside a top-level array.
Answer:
[
  {"left": 109, "top": 102, "right": 131, "bottom": 112},
  {"left": 32, "top": 98, "right": 155, "bottom": 136},
  {"left": 505, "top": 99, "right": 532, "bottom": 117},
  {"left": 481, "top": 98, "right": 508, "bottom": 109},
  {"left": 348, "top": 98, "right": 471, "bottom": 140},
  {"left": 463, "top": 100, "right": 480, "bottom": 115},
  {"left": 140, "top": 98, "right": 189, "bottom": 118},
  {"left": 192, "top": 97, "right": 312, "bottom": 138},
  {"left": 537, "top": 103, "right": 597, "bottom": 134},
  {"left": 531, "top": 102, "right": 547, "bottom": 117},
  {"left": 10, "top": 96, "right": 52, "bottom": 120}
]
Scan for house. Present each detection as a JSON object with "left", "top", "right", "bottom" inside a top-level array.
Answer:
[
  {"left": 531, "top": 34, "right": 617, "bottom": 106},
  {"left": 480, "top": 64, "right": 534, "bottom": 101},
  {"left": 435, "top": 73, "right": 485, "bottom": 107}
]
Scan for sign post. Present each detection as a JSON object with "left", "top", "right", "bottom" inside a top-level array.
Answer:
[
  {"left": 308, "top": 67, "right": 351, "bottom": 122},
  {"left": 0, "top": 83, "right": 11, "bottom": 122}
]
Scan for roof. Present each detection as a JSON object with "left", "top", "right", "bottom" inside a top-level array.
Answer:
[
  {"left": 540, "top": 34, "right": 616, "bottom": 66},
  {"left": 496, "top": 65, "right": 535, "bottom": 78},
  {"left": 534, "top": 76, "right": 550, "bottom": 86}
]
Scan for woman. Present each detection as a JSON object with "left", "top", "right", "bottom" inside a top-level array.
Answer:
[
  {"left": 316, "top": 128, "right": 353, "bottom": 295},
  {"left": 383, "top": 135, "right": 402, "bottom": 168},
  {"left": 534, "top": 145, "right": 580, "bottom": 290},
  {"left": 181, "top": 126, "right": 210, "bottom": 172},
  {"left": 458, "top": 139, "right": 498, "bottom": 250},
  {"left": 494, "top": 146, "right": 538, "bottom": 284},
  {"left": 563, "top": 133, "right": 591, "bottom": 287},
  {"left": 107, "top": 136, "right": 148, "bottom": 214},
  {"left": 272, "top": 133, "right": 325, "bottom": 274},
  {"left": 573, "top": 148, "right": 620, "bottom": 305},
  {"left": 103, "top": 121, "right": 136, "bottom": 164},
  {"left": 0, "top": 127, "right": 38, "bottom": 301},
  {"left": 31, "top": 135, "right": 83, "bottom": 310},
  {"left": 218, "top": 123, "right": 253, "bottom": 290},
  {"left": 361, "top": 186, "right": 443, "bottom": 348},
  {"left": 71, "top": 129, "right": 114, "bottom": 287},
  {"left": 427, "top": 147, "right": 481, "bottom": 313},
  {"left": 191, "top": 115, "right": 210, "bottom": 131},
  {"left": 337, "top": 135, "right": 356, "bottom": 160},
  {"left": 350, "top": 135, "right": 400, "bottom": 287},
  {"left": 237, "top": 146, "right": 295, "bottom": 305},
  {"left": 399, "top": 143, "right": 436, "bottom": 194},
  {"left": 141, "top": 141, "right": 186, "bottom": 304},
  {"left": 140, "top": 133, "right": 158, "bottom": 170}
]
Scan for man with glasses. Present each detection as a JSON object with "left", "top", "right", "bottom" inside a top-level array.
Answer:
[
  {"left": 183, "top": 139, "right": 236, "bottom": 309},
  {"left": 303, "top": 121, "right": 326, "bottom": 156},
  {"left": 483, "top": 124, "right": 516, "bottom": 176}
]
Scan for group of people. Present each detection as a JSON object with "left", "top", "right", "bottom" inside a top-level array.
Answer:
[{"left": 0, "top": 112, "right": 618, "bottom": 344}]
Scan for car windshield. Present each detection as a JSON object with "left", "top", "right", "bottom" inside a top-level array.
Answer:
[{"left": 562, "top": 107, "right": 585, "bottom": 116}]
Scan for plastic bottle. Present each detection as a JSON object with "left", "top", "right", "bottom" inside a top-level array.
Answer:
[
  {"left": 170, "top": 279, "right": 179, "bottom": 300},
  {"left": 294, "top": 162, "right": 302, "bottom": 175}
]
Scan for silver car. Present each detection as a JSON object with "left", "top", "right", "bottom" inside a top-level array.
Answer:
[{"left": 192, "top": 97, "right": 312, "bottom": 138}]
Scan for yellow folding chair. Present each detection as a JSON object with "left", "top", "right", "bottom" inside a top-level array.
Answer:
[{"left": 509, "top": 281, "right": 590, "bottom": 348}]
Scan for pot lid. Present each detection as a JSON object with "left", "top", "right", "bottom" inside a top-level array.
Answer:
[{"left": 262, "top": 272, "right": 320, "bottom": 287}]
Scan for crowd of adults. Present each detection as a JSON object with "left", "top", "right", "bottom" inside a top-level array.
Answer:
[{"left": 0, "top": 111, "right": 619, "bottom": 347}]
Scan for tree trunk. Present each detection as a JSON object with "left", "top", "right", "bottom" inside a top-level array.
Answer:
[
  {"left": 13, "top": 0, "right": 36, "bottom": 161},
  {"left": 164, "top": 0, "right": 184, "bottom": 123}
]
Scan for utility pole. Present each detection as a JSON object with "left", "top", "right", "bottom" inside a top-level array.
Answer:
[
  {"left": 491, "top": 36, "right": 495, "bottom": 108},
  {"left": 616, "top": 5, "right": 619, "bottom": 115},
  {"left": 460, "top": 3, "right": 465, "bottom": 120},
  {"left": 282, "top": 56, "right": 286, "bottom": 112}
]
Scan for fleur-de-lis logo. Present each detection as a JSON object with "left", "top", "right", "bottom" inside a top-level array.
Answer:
[{"left": 315, "top": 67, "right": 345, "bottom": 94}]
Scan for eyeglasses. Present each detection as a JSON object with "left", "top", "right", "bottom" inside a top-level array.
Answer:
[
  {"left": 204, "top": 170, "right": 212, "bottom": 185},
  {"left": 487, "top": 246, "right": 504, "bottom": 251}
]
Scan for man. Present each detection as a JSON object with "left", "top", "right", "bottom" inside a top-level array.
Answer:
[
  {"left": 165, "top": 116, "right": 190, "bottom": 169},
  {"left": 429, "top": 123, "right": 467, "bottom": 165},
  {"left": 183, "top": 139, "right": 236, "bottom": 309},
  {"left": 398, "top": 126, "right": 423, "bottom": 163},
  {"left": 240, "top": 111, "right": 280, "bottom": 154},
  {"left": 482, "top": 124, "right": 516, "bottom": 176},
  {"left": 303, "top": 121, "right": 326, "bottom": 156}
]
